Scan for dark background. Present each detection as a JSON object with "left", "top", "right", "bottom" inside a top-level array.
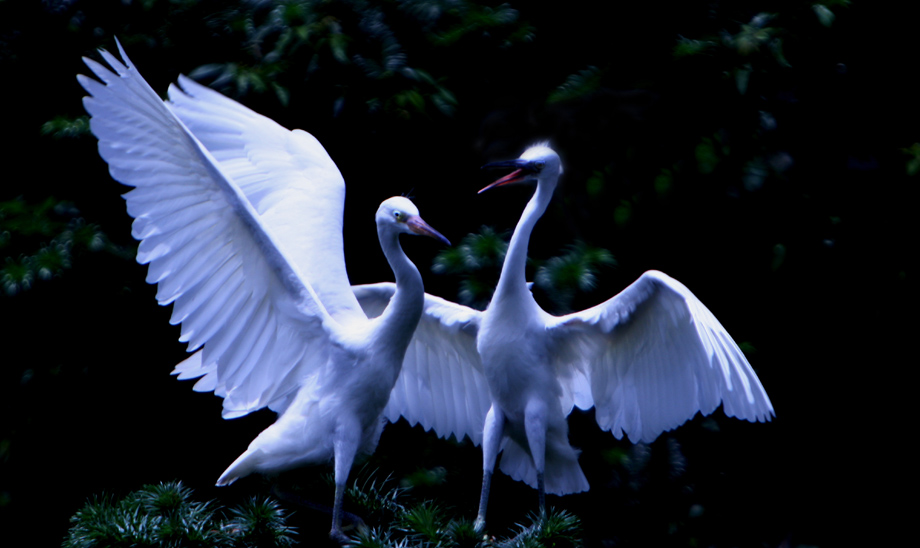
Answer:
[{"left": 1, "top": 1, "right": 912, "bottom": 546}]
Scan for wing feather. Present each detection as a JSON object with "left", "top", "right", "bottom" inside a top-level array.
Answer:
[
  {"left": 353, "top": 283, "right": 490, "bottom": 444},
  {"left": 549, "top": 270, "right": 773, "bottom": 443},
  {"left": 200, "top": 289, "right": 257, "bottom": 364},
  {"left": 181, "top": 269, "right": 247, "bottom": 351},
  {"left": 167, "top": 74, "right": 363, "bottom": 321},
  {"left": 153, "top": 236, "right": 230, "bottom": 304},
  {"left": 164, "top": 239, "right": 237, "bottom": 318},
  {"left": 80, "top": 41, "right": 337, "bottom": 419},
  {"left": 135, "top": 209, "right": 215, "bottom": 264}
]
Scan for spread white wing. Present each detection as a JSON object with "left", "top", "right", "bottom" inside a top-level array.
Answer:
[
  {"left": 548, "top": 270, "right": 774, "bottom": 443},
  {"left": 166, "top": 75, "right": 363, "bottom": 321},
  {"left": 352, "top": 283, "right": 490, "bottom": 444},
  {"left": 79, "top": 41, "right": 347, "bottom": 419}
]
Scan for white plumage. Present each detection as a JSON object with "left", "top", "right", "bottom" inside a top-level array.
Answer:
[
  {"left": 79, "top": 37, "right": 772, "bottom": 534},
  {"left": 354, "top": 144, "right": 773, "bottom": 527},
  {"left": 79, "top": 40, "right": 449, "bottom": 542}
]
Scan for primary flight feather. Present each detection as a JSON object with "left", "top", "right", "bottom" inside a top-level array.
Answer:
[{"left": 79, "top": 40, "right": 449, "bottom": 542}]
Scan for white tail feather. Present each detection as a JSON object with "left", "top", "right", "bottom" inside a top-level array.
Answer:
[{"left": 498, "top": 438, "right": 589, "bottom": 495}]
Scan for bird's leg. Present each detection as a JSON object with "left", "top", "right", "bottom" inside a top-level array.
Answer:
[
  {"left": 475, "top": 404, "right": 504, "bottom": 531},
  {"left": 330, "top": 483, "right": 350, "bottom": 544},
  {"left": 330, "top": 419, "right": 360, "bottom": 544},
  {"left": 477, "top": 471, "right": 492, "bottom": 527},
  {"left": 524, "top": 398, "right": 548, "bottom": 518},
  {"left": 537, "top": 472, "right": 546, "bottom": 516}
]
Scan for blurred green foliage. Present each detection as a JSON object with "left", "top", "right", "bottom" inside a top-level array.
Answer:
[
  {"left": 170, "top": 0, "right": 531, "bottom": 117},
  {"left": 10, "top": 0, "right": 536, "bottom": 295},
  {"left": 1, "top": 0, "right": 912, "bottom": 546},
  {"left": 432, "top": 227, "right": 614, "bottom": 313},
  {"left": 63, "top": 481, "right": 296, "bottom": 548},
  {"left": 534, "top": 242, "right": 614, "bottom": 313},
  {"left": 340, "top": 468, "right": 582, "bottom": 548},
  {"left": 64, "top": 471, "right": 583, "bottom": 548},
  {"left": 41, "top": 116, "right": 91, "bottom": 139},
  {"left": 547, "top": 66, "right": 604, "bottom": 105},
  {"left": 432, "top": 226, "right": 508, "bottom": 309},
  {"left": 0, "top": 197, "right": 129, "bottom": 296},
  {"left": 903, "top": 143, "right": 920, "bottom": 176}
]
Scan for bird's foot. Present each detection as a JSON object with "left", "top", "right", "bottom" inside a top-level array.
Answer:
[
  {"left": 329, "top": 527, "right": 351, "bottom": 545},
  {"left": 473, "top": 515, "right": 486, "bottom": 533}
]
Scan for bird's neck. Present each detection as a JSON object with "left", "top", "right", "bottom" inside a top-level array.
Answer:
[
  {"left": 493, "top": 180, "right": 554, "bottom": 303},
  {"left": 376, "top": 225, "right": 424, "bottom": 342}
]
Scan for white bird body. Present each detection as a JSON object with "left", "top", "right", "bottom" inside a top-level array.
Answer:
[
  {"left": 217, "top": 260, "right": 423, "bottom": 485},
  {"left": 474, "top": 151, "right": 591, "bottom": 502},
  {"left": 479, "top": 296, "right": 565, "bottom": 458},
  {"left": 355, "top": 144, "right": 773, "bottom": 527},
  {"left": 217, "top": 326, "right": 401, "bottom": 481},
  {"left": 78, "top": 40, "right": 448, "bottom": 541},
  {"left": 216, "top": 215, "right": 426, "bottom": 485}
]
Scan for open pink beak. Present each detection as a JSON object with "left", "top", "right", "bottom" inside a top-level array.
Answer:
[
  {"left": 479, "top": 158, "right": 538, "bottom": 194},
  {"left": 479, "top": 169, "right": 529, "bottom": 194}
]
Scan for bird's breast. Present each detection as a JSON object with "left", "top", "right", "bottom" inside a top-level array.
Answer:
[{"left": 477, "top": 319, "right": 560, "bottom": 415}]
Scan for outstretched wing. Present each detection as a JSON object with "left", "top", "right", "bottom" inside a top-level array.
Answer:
[
  {"left": 167, "top": 75, "right": 363, "bottom": 321},
  {"left": 548, "top": 270, "right": 773, "bottom": 443},
  {"left": 79, "top": 41, "right": 337, "bottom": 419},
  {"left": 353, "top": 283, "right": 490, "bottom": 444}
]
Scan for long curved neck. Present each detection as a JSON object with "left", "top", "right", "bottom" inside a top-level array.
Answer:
[
  {"left": 493, "top": 179, "right": 554, "bottom": 303},
  {"left": 376, "top": 225, "right": 424, "bottom": 340}
]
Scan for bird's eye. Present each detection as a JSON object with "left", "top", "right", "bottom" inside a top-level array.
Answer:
[
  {"left": 394, "top": 211, "right": 401, "bottom": 219},
  {"left": 533, "top": 160, "right": 546, "bottom": 170}
]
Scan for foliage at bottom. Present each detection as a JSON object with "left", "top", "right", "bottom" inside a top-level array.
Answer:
[
  {"left": 62, "top": 481, "right": 296, "bottom": 548},
  {"left": 342, "top": 470, "right": 582, "bottom": 548}
]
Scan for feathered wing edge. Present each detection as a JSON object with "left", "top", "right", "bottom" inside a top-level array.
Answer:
[
  {"left": 79, "top": 39, "right": 336, "bottom": 418},
  {"left": 550, "top": 270, "right": 774, "bottom": 444},
  {"left": 352, "top": 283, "right": 491, "bottom": 445},
  {"left": 166, "top": 75, "right": 365, "bottom": 322}
]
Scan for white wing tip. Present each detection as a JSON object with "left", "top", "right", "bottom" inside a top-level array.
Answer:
[{"left": 171, "top": 350, "right": 202, "bottom": 375}]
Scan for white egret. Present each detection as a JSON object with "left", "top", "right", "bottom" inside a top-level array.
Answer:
[
  {"left": 78, "top": 41, "right": 449, "bottom": 542},
  {"left": 354, "top": 143, "right": 773, "bottom": 528}
]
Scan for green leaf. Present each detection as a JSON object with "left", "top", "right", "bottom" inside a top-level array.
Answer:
[
  {"left": 41, "top": 116, "right": 91, "bottom": 139},
  {"left": 1, "top": 257, "right": 34, "bottom": 296},
  {"left": 0, "top": 198, "right": 129, "bottom": 295},
  {"left": 735, "top": 64, "right": 752, "bottom": 95},
  {"left": 813, "top": 4, "right": 836, "bottom": 27},
  {"left": 330, "top": 32, "right": 350, "bottom": 64},
  {"left": 505, "top": 508, "right": 583, "bottom": 548},
  {"left": 586, "top": 170, "right": 606, "bottom": 197},
  {"left": 654, "top": 169, "right": 673, "bottom": 196},
  {"left": 902, "top": 143, "right": 920, "bottom": 175},
  {"left": 695, "top": 138, "right": 719, "bottom": 174},
  {"left": 63, "top": 482, "right": 280, "bottom": 548},
  {"left": 272, "top": 82, "right": 291, "bottom": 107},
  {"left": 534, "top": 241, "right": 615, "bottom": 312},
  {"left": 673, "top": 36, "right": 716, "bottom": 58},
  {"left": 548, "top": 66, "right": 604, "bottom": 104},
  {"left": 397, "top": 501, "right": 448, "bottom": 543},
  {"left": 228, "top": 497, "right": 297, "bottom": 547}
]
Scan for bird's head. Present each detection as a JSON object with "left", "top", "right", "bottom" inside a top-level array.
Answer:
[
  {"left": 479, "top": 143, "right": 563, "bottom": 194},
  {"left": 376, "top": 196, "right": 450, "bottom": 245}
]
